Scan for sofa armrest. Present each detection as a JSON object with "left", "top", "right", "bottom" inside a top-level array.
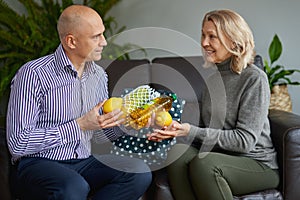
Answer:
[
  {"left": 0, "top": 128, "right": 11, "bottom": 200},
  {"left": 268, "top": 109, "right": 300, "bottom": 199}
]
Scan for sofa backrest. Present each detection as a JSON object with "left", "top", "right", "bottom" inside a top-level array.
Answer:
[
  {"left": 151, "top": 56, "right": 207, "bottom": 126},
  {"left": 97, "top": 59, "right": 151, "bottom": 96},
  {"left": 97, "top": 56, "right": 208, "bottom": 126},
  {"left": 97, "top": 55, "right": 265, "bottom": 127}
]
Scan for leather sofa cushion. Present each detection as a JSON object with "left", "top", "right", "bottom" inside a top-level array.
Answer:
[{"left": 233, "top": 189, "right": 282, "bottom": 200}]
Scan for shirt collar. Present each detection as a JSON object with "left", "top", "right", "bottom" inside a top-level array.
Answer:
[{"left": 53, "top": 44, "right": 97, "bottom": 77}]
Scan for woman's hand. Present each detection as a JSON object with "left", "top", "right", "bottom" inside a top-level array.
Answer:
[
  {"left": 76, "top": 100, "right": 124, "bottom": 131},
  {"left": 147, "top": 121, "right": 191, "bottom": 142}
]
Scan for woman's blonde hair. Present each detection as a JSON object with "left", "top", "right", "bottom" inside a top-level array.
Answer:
[{"left": 202, "top": 9, "right": 255, "bottom": 74}]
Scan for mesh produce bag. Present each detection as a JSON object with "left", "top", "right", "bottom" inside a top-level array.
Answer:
[{"left": 122, "top": 85, "right": 160, "bottom": 113}]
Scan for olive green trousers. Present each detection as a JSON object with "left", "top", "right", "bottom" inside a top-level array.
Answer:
[{"left": 166, "top": 144, "right": 279, "bottom": 200}]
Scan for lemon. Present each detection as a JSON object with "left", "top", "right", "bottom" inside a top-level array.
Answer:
[
  {"left": 103, "top": 97, "right": 123, "bottom": 113},
  {"left": 155, "top": 111, "right": 173, "bottom": 127}
]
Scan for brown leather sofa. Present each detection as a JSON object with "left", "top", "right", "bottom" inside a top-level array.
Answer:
[{"left": 1, "top": 56, "right": 300, "bottom": 200}]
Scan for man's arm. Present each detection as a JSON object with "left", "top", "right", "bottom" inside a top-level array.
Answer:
[{"left": 6, "top": 66, "right": 81, "bottom": 159}]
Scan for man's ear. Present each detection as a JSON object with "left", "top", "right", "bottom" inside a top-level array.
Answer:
[{"left": 65, "top": 34, "right": 76, "bottom": 49}]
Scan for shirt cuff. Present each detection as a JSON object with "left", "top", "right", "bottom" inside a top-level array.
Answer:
[{"left": 58, "top": 120, "right": 81, "bottom": 144}]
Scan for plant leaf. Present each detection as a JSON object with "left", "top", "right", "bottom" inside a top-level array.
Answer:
[
  {"left": 0, "top": 0, "right": 142, "bottom": 98},
  {"left": 269, "top": 34, "right": 282, "bottom": 65},
  {"left": 268, "top": 65, "right": 283, "bottom": 76}
]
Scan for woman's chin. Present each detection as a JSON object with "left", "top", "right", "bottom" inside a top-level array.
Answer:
[{"left": 203, "top": 56, "right": 214, "bottom": 63}]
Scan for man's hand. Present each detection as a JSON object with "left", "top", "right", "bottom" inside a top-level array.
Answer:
[{"left": 76, "top": 101, "right": 124, "bottom": 131}]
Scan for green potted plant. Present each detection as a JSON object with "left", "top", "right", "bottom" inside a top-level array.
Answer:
[
  {"left": 264, "top": 34, "right": 300, "bottom": 112},
  {"left": 0, "top": 0, "right": 142, "bottom": 127}
]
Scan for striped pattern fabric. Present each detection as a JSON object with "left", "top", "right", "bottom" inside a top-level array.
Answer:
[{"left": 7, "top": 44, "right": 123, "bottom": 162}]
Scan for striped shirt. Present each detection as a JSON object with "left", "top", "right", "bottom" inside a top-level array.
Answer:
[{"left": 7, "top": 44, "right": 123, "bottom": 162}]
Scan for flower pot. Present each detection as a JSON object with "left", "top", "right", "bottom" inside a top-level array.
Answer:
[{"left": 269, "top": 84, "right": 292, "bottom": 112}]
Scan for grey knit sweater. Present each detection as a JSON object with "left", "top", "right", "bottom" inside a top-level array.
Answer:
[{"left": 189, "top": 58, "right": 278, "bottom": 169}]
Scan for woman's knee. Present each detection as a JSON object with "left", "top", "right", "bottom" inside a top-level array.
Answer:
[
  {"left": 188, "top": 153, "right": 234, "bottom": 200},
  {"left": 189, "top": 152, "right": 229, "bottom": 182},
  {"left": 189, "top": 152, "right": 224, "bottom": 177},
  {"left": 166, "top": 144, "right": 198, "bottom": 167}
]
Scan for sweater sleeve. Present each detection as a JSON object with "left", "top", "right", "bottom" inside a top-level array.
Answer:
[{"left": 189, "top": 68, "right": 271, "bottom": 153}]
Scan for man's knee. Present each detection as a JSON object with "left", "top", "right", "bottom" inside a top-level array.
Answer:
[
  {"left": 51, "top": 175, "right": 90, "bottom": 200},
  {"left": 130, "top": 170, "right": 152, "bottom": 196}
]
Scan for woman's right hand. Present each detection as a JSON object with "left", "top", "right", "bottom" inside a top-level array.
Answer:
[{"left": 147, "top": 121, "right": 191, "bottom": 142}]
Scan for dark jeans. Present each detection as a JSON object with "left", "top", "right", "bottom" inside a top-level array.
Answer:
[
  {"left": 16, "top": 155, "right": 152, "bottom": 200},
  {"left": 167, "top": 144, "right": 280, "bottom": 200}
]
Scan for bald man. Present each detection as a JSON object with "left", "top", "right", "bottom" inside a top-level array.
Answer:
[{"left": 7, "top": 5, "right": 151, "bottom": 200}]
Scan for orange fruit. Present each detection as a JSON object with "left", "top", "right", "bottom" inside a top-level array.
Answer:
[
  {"left": 155, "top": 111, "right": 173, "bottom": 127},
  {"left": 103, "top": 97, "right": 123, "bottom": 113}
]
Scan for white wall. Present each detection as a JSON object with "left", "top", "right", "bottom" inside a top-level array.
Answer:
[{"left": 107, "top": 0, "right": 300, "bottom": 115}]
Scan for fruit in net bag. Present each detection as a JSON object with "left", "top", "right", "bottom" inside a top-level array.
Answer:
[
  {"left": 122, "top": 85, "right": 159, "bottom": 113},
  {"left": 103, "top": 85, "right": 177, "bottom": 130},
  {"left": 102, "top": 85, "right": 152, "bottom": 114},
  {"left": 155, "top": 111, "right": 173, "bottom": 127},
  {"left": 124, "top": 93, "right": 176, "bottom": 130},
  {"left": 103, "top": 97, "right": 123, "bottom": 113}
]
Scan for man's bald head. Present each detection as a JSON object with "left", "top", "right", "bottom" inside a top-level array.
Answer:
[{"left": 57, "top": 5, "right": 102, "bottom": 41}]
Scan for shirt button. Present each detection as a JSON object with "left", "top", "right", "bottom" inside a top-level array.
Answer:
[{"left": 74, "top": 152, "right": 78, "bottom": 158}]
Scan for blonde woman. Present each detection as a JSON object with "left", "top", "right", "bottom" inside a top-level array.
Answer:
[{"left": 148, "top": 9, "right": 279, "bottom": 200}]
